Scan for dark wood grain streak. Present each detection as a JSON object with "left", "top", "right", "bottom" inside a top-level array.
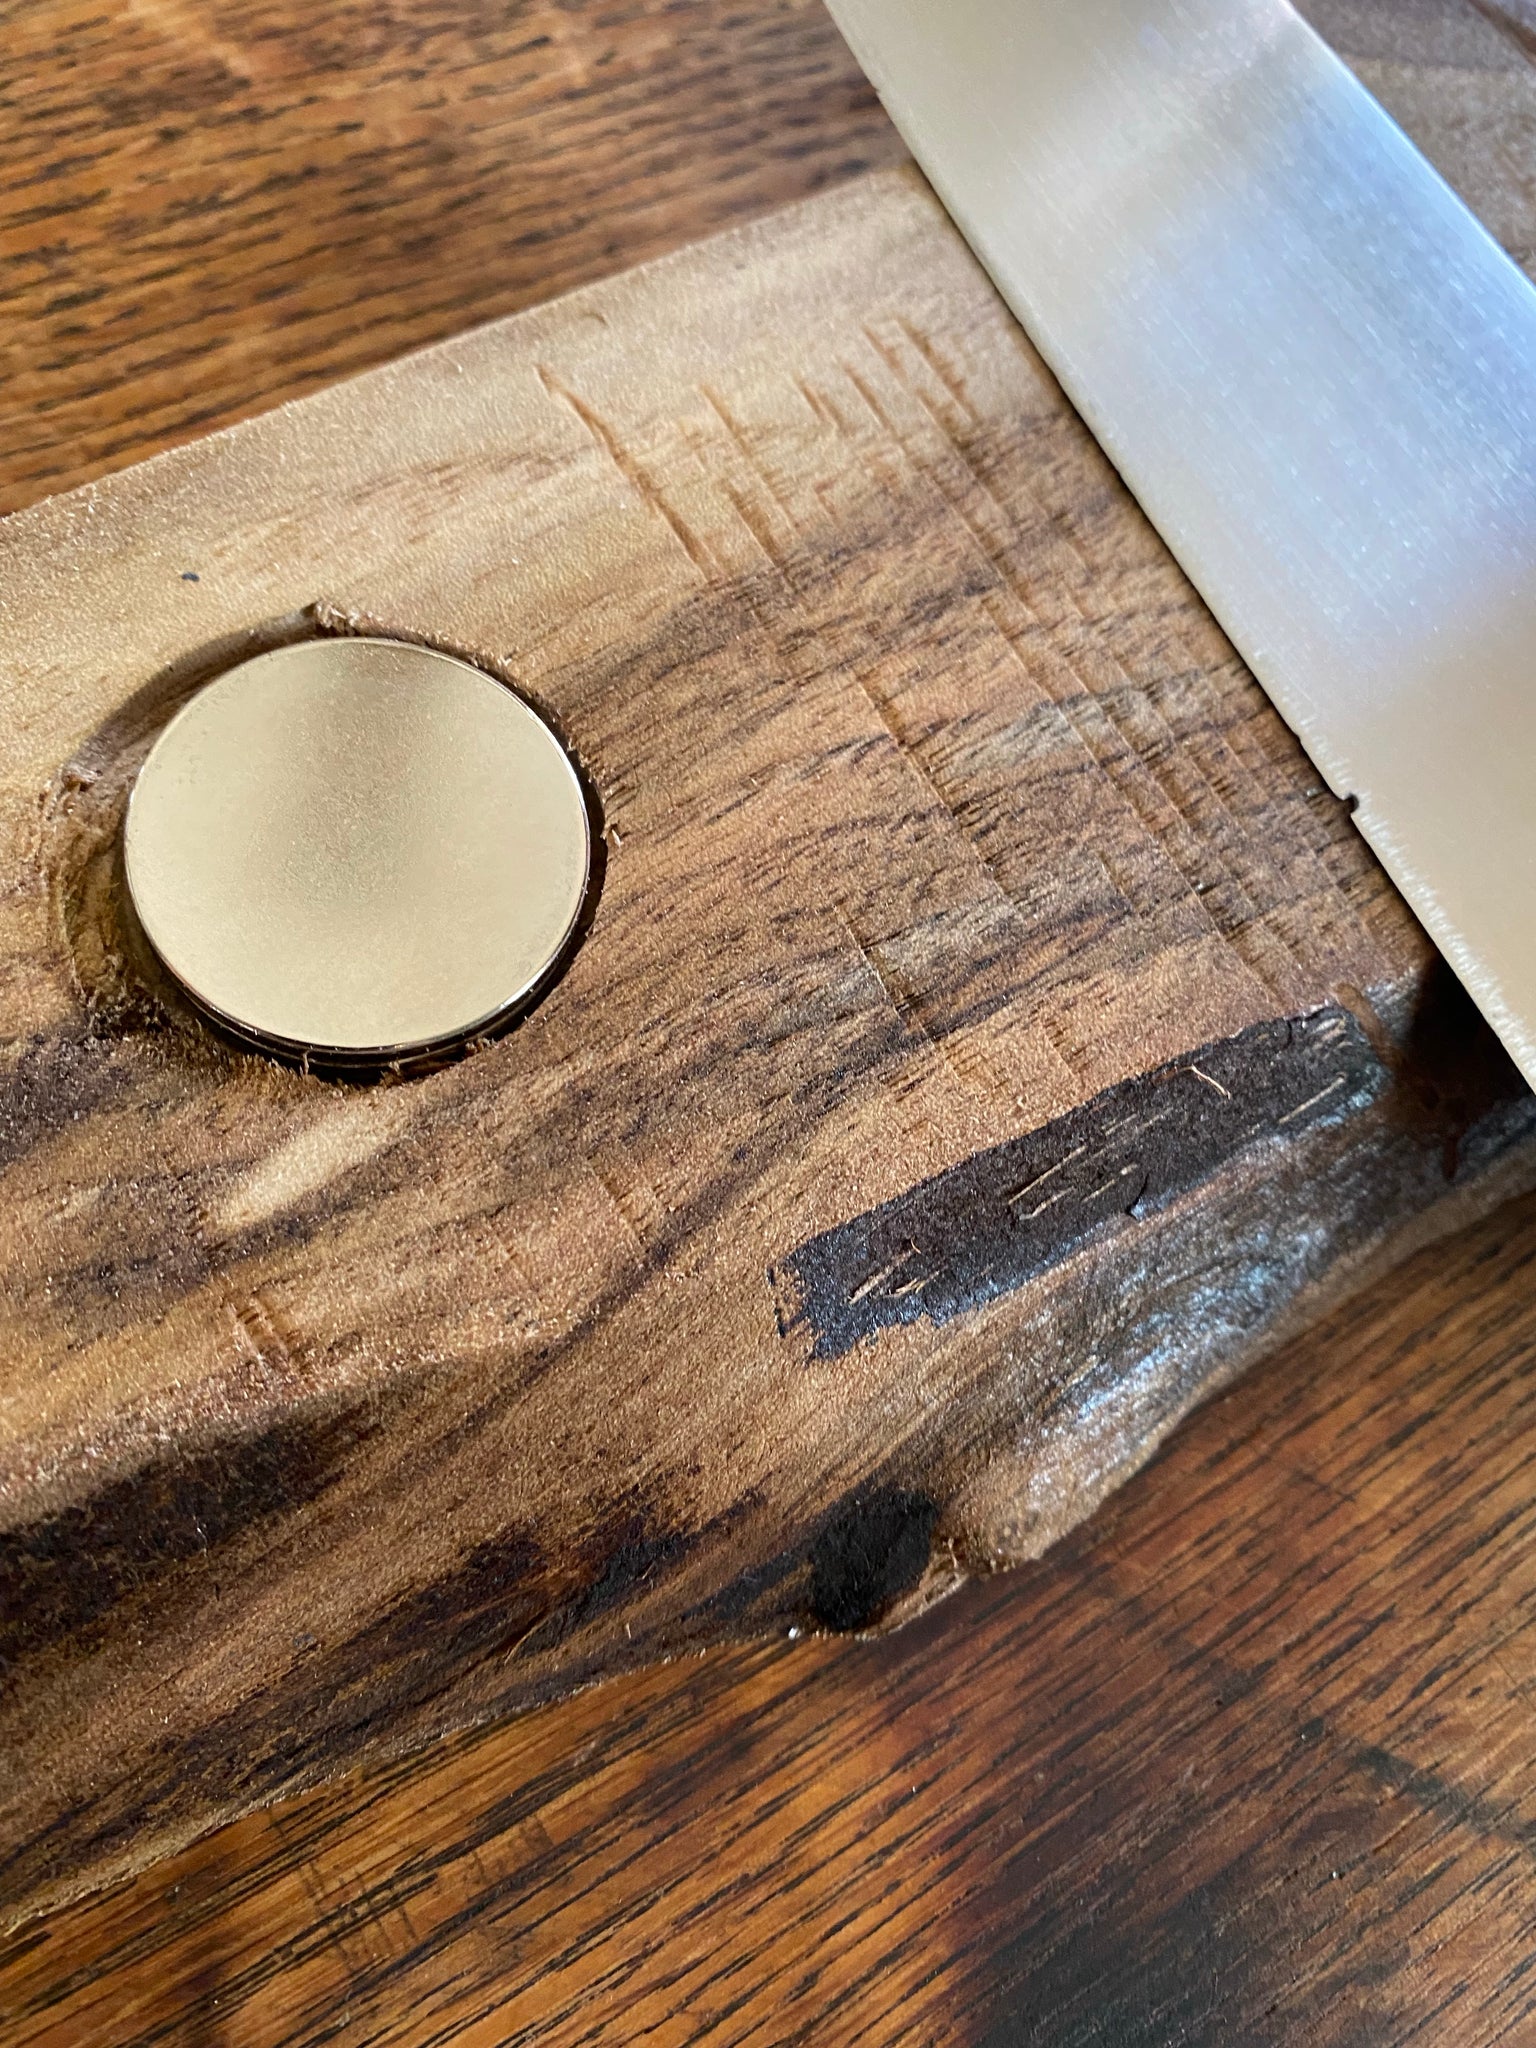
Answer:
[{"left": 778, "top": 1006, "right": 1445, "bottom": 1359}]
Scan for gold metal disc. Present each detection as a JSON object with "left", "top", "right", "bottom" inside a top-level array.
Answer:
[{"left": 124, "top": 638, "right": 591, "bottom": 1062}]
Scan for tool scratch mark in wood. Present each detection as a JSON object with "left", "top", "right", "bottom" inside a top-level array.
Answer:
[{"left": 536, "top": 363, "right": 712, "bottom": 578}]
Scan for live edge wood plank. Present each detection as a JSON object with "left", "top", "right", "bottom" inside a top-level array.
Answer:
[{"left": 3, "top": 0, "right": 1536, "bottom": 1961}]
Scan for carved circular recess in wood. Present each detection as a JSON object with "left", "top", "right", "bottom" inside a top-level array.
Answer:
[{"left": 123, "top": 637, "right": 591, "bottom": 1066}]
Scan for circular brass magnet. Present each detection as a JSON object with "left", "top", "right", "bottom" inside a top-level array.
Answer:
[{"left": 124, "top": 637, "right": 591, "bottom": 1064}]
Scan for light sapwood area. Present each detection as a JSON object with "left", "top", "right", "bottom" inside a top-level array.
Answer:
[{"left": 2, "top": 26, "right": 1536, "bottom": 1935}]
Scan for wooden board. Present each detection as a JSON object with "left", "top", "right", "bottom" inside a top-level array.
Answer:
[{"left": 3, "top": 4, "right": 1536, "bottom": 1939}]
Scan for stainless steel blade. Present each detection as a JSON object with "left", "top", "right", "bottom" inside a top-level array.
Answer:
[{"left": 827, "top": 0, "right": 1536, "bottom": 1087}]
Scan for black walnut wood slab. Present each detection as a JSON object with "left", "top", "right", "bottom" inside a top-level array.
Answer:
[{"left": 2, "top": 155, "right": 1535, "bottom": 1929}]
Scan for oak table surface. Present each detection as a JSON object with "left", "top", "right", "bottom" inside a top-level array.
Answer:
[{"left": 4, "top": 1, "right": 1536, "bottom": 2044}]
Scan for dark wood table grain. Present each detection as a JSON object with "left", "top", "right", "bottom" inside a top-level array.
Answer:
[{"left": 5, "top": 1, "right": 1536, "bottom": 2041}]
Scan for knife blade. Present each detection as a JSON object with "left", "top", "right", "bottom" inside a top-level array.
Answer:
[{"left": 826, "top": 0, "right": 1536, "bottom": 1089}]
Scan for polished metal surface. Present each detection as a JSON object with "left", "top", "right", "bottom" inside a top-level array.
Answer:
[
  {"left": 125, "top": 638, "right": 591, "bottom": 1061},
  {"left": 829, "top": 0, "right": 1536, "bottom": 1085}
]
